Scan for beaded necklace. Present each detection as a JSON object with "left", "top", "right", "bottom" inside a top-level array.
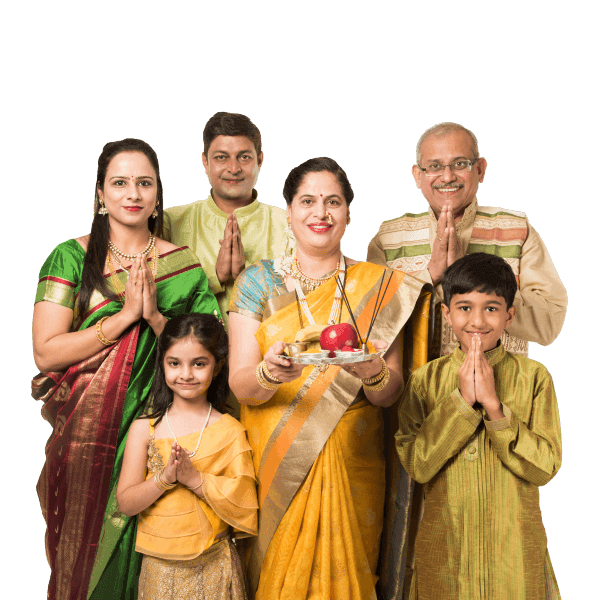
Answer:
[
  {"left": 108, "top": 235, "right": 155, "bottom": 260},
  {"left": 165, "top": 404, "right": 212, "bottom": 458}
]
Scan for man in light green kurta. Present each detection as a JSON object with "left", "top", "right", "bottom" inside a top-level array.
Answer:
[{"left": 163, "top": 112, "right": 287, "bottom": 329}]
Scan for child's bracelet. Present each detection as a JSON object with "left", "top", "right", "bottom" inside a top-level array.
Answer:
[
  {"left": 154, "top": 470, "right": 177, "bottom": 491},
  {"left": 187, "top": 472, "right": 205, "bottom": 491}
]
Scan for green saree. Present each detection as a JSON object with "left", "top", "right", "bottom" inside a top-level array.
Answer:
[{"left": 33, "top": 240, "right": 220, "bottom": 600}]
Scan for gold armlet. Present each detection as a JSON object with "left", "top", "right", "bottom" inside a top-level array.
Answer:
[
  {"left": 96, "top": 316, "right": 119, "bottom": 346},
  {"left": 256, "top": 361, "right": 281, "bottom": 391}
]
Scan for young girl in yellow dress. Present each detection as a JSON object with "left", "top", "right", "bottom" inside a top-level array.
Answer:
[{"left": 117, "top": 313, "right": 258, "bottom": 599}]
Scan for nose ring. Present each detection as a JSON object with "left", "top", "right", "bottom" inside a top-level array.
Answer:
[{"left": 326, "top": 212, "right": 333, "bottom": 225}]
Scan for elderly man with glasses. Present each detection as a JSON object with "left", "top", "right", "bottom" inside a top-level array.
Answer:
[{"left": 367, "top": 122, "right": 567, "bottom": 357}]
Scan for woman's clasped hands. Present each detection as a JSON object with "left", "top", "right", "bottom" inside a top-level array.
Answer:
[{"left": 120, "top": 254, "right": 162, "bottom": 331}]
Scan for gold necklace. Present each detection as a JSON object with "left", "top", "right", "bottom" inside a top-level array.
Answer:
[
  {"left": 108, "top": 235, "right": 155, "bottom": 260},
  {"left": 291, "top": 256, "right": 340, "bottom": 292}
]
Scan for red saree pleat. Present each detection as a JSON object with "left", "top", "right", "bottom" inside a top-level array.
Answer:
[{"left": 33, "top": 324, "right": 140, "bottom": 600}]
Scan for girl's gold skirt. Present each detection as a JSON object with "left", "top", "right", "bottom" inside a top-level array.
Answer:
[{"left": 138, "top": 537, "right": 247, "bottom": 600}]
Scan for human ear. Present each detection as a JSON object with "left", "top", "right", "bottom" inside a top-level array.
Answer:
[
  {"left": 477, "top": 157, "right": 487, "bottom": 183},
  {"left": 97, "top": 185, "right": 104, "bottom": 202},
  {"left": 212, "top": 359, "right": 225, "bottom": 378},
  {"left": 441, "top": 303, "right": 452, "bottom": 327},
  {"left": 257, "top": 152, "right": 264, "bottom": 168},
  {"left": 504, "top": 305, "right": 516, "bottom": 329},
  {"left": 412, "top": 164, "right": 422, "bottom": 189},
  {"left": 202, "top": 153, "right": 209, "bottom": 176}
]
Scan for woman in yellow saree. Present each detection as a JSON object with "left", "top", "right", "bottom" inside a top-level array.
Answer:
[{"left": 228, "top": 158, "right": 431, "bottom": 600}]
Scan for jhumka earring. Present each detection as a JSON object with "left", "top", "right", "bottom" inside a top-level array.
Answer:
[
  {"left": 98, "top": 199, "right": 108, "bottom": 215},
  {"left": 283, "top": 217, "right": 296, "bottom": 256},
  {"left": 151, "top": 202, "right": 159, "bottom": 218}
]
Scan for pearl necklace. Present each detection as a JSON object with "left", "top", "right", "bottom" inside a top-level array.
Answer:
[
  {"left": 290, "top": 256, "right": 341, "bottom": 292},
  {"left": 108, "top": 235, "right": 155, "bottom": 260},
  {"left": 165, "top": 404, "right": 212, "bottom": 458}
]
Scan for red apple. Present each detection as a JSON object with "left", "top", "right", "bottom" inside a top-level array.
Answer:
[{"left": 320, "top": 323, "right": 359, "bottom": 351}]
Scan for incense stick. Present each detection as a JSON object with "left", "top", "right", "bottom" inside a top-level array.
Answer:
[
  {"left": 335, "top": 276, "right": 364, "bottom": 346},
  {"left": 366, "top": 272, "right": 386, "bottom": 344},
  {"left": 365, "top": 270, "right": 393, "bottom": 343}
]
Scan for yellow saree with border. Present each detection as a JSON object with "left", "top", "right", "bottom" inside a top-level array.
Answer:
[{"left": 230, "top": 260, "right": 432, "bottom": 600}]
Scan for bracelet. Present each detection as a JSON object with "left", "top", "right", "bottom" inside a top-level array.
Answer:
[
  {"left": 187, "top": 472, "right": 205, "bottom": 491},
  {"left": 362, "top": 358, "right": 391, "bottom": 392},
  {"left": 361, "top": 357, "right": 387, "bottom": 385},
  {"left": 363, "top": 366, "right": 390, "bottom": 392},
  {"left": 262, "top": 361, "right": 283, "bottom": 384},
  {"left": 96, "top": 316, "right": 119, "bottom": 346},
  {"left": 256, "top": 361, "right": 281, "bottom": 391},
  {"left": 154, "top": 469, "right": 177, "bottom": 491}
]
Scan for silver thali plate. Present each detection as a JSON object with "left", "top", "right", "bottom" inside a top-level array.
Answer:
[{"left": 280, "top": 349, "right": 384, "bottom": 366}]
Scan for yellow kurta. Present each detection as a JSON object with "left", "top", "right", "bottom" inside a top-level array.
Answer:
[
  {"left": 163, "top": 193, "right": 287, "bottom": 328},
  {"left": 395, "top": 344, "right": 561, "bottom": 600},
  {"left": 136, "top": 414, "right": 258, "bottom": 560}
]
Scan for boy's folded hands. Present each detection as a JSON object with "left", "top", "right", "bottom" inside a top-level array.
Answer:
[{"left": 459, "top": 336, "right": 504, "bottom": 420}]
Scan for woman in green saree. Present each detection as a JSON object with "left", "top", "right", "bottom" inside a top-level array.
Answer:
[{"left": 32, "top": 139, "right": 220, "bottom": 600}]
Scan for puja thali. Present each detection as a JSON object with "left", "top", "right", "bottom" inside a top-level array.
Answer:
[{"left": 281, "top": 349, "right": 385, "bottom": 366}]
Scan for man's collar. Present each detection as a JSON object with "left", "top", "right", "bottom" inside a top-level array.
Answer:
[
  {"left": 428, "top": 198, "right": 478, "bottom": 235},
  {"left": 207, "top": 189, "right": 260, "bottom": 218}
]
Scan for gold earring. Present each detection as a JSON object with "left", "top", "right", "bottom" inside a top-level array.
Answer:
[
  {"left": 151, "top": 202, "right": 159, "bottom": 218},
  {"left": 346, "top": 215, "right": 351, "bottom": 225},
  {"left": 98, "top": 199, "right": 108, "bottom": 216}
]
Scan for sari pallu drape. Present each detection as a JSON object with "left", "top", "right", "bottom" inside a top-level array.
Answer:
[
  {"left": 34, "top": 324, "right": 140, "bottom": 600},
  {"left": 33, "top": 243, "right": 220, "bottom": 600},
  {"left": 241, "top": 262, "right": 432, "bottom": 600}
]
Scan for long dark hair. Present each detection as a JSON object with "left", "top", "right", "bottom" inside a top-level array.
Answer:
[
  {"left": 76, "top": 138, "right": 164, "bottom": 316},
  {"left": 144, "top": 314, "right": 229, "bottom": 425}
]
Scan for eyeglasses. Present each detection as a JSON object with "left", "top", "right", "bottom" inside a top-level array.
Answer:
[{"left": 419, "top": 158, "right": 479, "bottom": 177}]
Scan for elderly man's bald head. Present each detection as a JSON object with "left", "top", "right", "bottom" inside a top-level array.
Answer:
[{"left": 416, "top": 123, "right": 479, "bottom": 165}]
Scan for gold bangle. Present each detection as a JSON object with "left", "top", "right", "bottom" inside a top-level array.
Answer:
[
  {"left": 187, "top": 472, "right": 205, "bottom": 491},
  {"left": 96, "top": 316, "right": 119, "bottom": 346},
  {"left": 154, "top": 469, "right": 177, "bottom": 491},
  {"left": 256, "top": 362, "right": 281, "bottom": 391},
  {"left": 361, "top": 357, "right": 387, "bottom": 385},
  {"left": 363, "top": 366, "right": 390, "bottom": 392},
  {"left": 262, "top": 361, "right": 283, "bottom": 384}
]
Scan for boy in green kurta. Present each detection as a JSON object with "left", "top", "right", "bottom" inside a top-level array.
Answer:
[{"left": 396, "top": 253, "right": 561, "bottom": 600}]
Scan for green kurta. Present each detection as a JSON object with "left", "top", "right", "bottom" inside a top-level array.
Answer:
[
  {"left": 395, "top": 344, "right": 561, "bottom": 600},
  {"left": 163, "top": 193, "right": 287, "bottom": 328},
  {"left": 35, "top": 240, "right": 220, "bottom": 600}
]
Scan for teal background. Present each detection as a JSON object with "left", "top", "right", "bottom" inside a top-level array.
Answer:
[{"left": 8, "top": 3, "right": 592, "bottom": 598}]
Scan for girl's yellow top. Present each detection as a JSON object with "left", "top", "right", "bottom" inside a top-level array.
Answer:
[{"left": 135, "top": 413, "right": 258, "bottom": 560}]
